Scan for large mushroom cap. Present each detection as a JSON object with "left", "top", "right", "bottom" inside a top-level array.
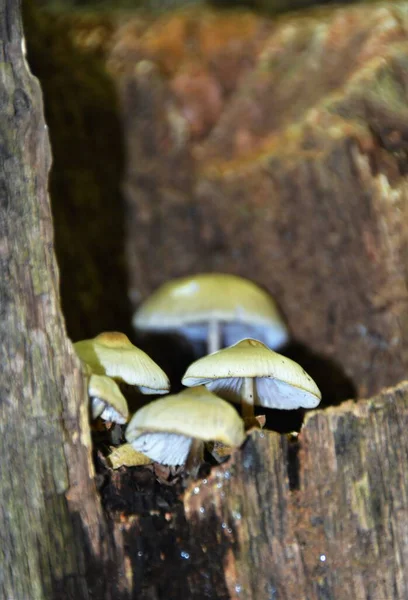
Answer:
[
  {"left": 125, "top": 386, "right": 246, "bottom": 464},
  {"left": 88, "top": 374, "right": 129, "bottom": 424},
  {"left": 182, "top": 338, "right": 321, "bottom": 410},
  {"left": 74, "top": 332, "right": 170, "bottom": 394},
  {"left": 133, "top": 273, "right": 288, "bottom": 350}
]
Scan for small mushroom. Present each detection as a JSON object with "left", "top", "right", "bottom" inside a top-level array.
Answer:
[
  {"left": 89, "top": 373, "right": 129, "bottom": 424},
  {"left": 125, "top": 386, "right": 245, "bottom": 466},
  {"left": 133, "top": 273, "right": 288, "bottom": 355},
  {"left": 107, "top": 443, "right": 152, "bottom": 469},
  {"left": 182, "top": 338, "right": 321, "bottom": 422},
  {"left": 74, "top": 331, "right": 170, "bottom": 394}
]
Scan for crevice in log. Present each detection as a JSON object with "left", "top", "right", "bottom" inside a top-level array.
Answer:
[
  {"left": 23, "top": 1, "right": 132, "bottom": 341},
  {"left": 286, "top": 435, "right": 300, "bottom": 491}
]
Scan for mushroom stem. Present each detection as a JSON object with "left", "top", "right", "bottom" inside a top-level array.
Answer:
[
  {"left": 185, "top": 438, "right": 204, "bottom": 477},
  {"left": 241, "top": 377, "right": 255, "bottom": 422},
  {"left": 207, "top": 318, "right": 221, "bottom": 354}
]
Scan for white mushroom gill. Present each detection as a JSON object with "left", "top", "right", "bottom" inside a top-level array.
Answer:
[
  {"left": 91, "top": 394, "right": 128, "bottom": 424},
  {"left": 98, "top": 404, "right": 128, "bottom": 425},
  {"left": 130, "top": 432, "right": 193, "bottom": 465},
  {"left": 88, "top": 374, "right": 129, "bottom": 424},
  {"left": 205, "top": 377, "right": 320, "bottom": 410}
]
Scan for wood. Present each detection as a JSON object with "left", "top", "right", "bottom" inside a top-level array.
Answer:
[
  {"left": 23, "top": 2, "right": 132, "bottom": 342},
  {"left": 112, "top": 3, "right": 408, "bottom": 400},
  {"left": 0, "top": 3, "right": 125, "bottom": 598},
  {"left": 3, "top": 3, "right": 408, "bottom": 599},
  {"left": 101, "top": 380, "right": 408, "bottom": 599},
  {"left": 183, "top": 381, "right": 408, "bottom": 599}
]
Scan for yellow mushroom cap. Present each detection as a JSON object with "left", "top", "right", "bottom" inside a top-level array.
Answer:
[
  {"left": 107, "top": 443, "right": 152, "bottom": 469},
  {"left": 133, "top": 273, "right": 288, "bottom": 349},
  {"left": 74, "top": 332, "right": 170, "bottom": 394},
  {"left": 182, "top": 338, "right": 321, "bottom": 410},
  {"left": 88, "top": 374, "right": 129, "bottom": 424},
  {"left": 125, "top": 386, "right": 246, "bottom": 465}
]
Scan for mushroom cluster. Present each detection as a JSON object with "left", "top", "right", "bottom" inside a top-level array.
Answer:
[
  {"left": 74, "top": 331, "right": 170, "bottom": 425},
  {"left": 78, "top": 274, "right": 322, "bottom": 472}
]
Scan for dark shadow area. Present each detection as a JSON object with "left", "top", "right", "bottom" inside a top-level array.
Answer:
[
  {"left": 96, "top": 451, "right": 184, "bottom": 516},
  {"left": 286, "top": 434, "right": 300, "bottom": 491},
  {"left": 258, "top": 406, "right": 305, "bottom": 434},
  {"left": 133, "top": 331, "right": 198, "bottom": 394},
  {"left": 23, "top": 2, "right": 132, "bottom": 341},
  {"left": 282, "top": 340, "right": 357, "bottom": 407}
]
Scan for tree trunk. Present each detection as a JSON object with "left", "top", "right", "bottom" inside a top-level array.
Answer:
[
  {"left": 0, "top": 2, "right": 125, "bottom": 598},
  {"left": 3, "top": 3, "right": 408, "bottom": 599}
]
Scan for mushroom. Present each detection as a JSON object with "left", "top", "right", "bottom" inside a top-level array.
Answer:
[
  {"left": 125, "top": 386, "right": 245, "bottom": 466},
  {"left": 182, "top": 338, "right": 321, "bottom": 422},
  {"left": 107, "top": 443, "right": 152, "bottom": 469},
  {"left": 74, "top": 331, "right": 170, "bottom": 394},
  {"left": 88, "top": 373, "right": 129, "bottom": 424},
  {"left": 133, "top": 273, "right": 288, "bottom": 355}
]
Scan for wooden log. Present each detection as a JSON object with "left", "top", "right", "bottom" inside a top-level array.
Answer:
[
  {"left": 0, "top": 2, "right": 126, "bottom": 598},
  {"left": 22, "top": 2, "right": 132, "bottom": 342},
  {"left": 183, "top": 381, "right": 408, "bottom": 599},
  {"left": 101, "top": 381, "right": 408, "bottom": 599}
]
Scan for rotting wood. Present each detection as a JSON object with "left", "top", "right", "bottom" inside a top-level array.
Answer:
[
  {"left": 112, "top": 3, "right": 408, "bottom": 400},
  {"left": 0, "top": 2, "right": 126, "bottom": 598},
  {"left": 183, "top": 381, "right": 408, "bottom": 600},
  {"left": 3, "top": 3, "right": 408, "bottom": 599}
]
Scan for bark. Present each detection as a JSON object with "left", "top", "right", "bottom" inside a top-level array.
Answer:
[
  {"left": 184, "top": 381, "right": 408, "bottom": 599},
  {"left": 0, "top": 2, "right": 125, "bottom": 598}
]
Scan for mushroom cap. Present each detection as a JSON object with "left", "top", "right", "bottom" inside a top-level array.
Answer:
[
  {"left": 125, "top": 386, "right": 246, "bottom": 464},
  {"left": 88, "top": 374, "right": 129, "bottom": 424},
  {"left": 107, "top": 443, "right": 152, "bottom": 469},
  {"left": 133, "top": 273, "right": 288, "bottom": 350},
  {"left": 74, "top": 332, "right": 170, "bottom": 394},
  {"left": 182, "top": 338, "right": 321, "bottom": 410}
]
